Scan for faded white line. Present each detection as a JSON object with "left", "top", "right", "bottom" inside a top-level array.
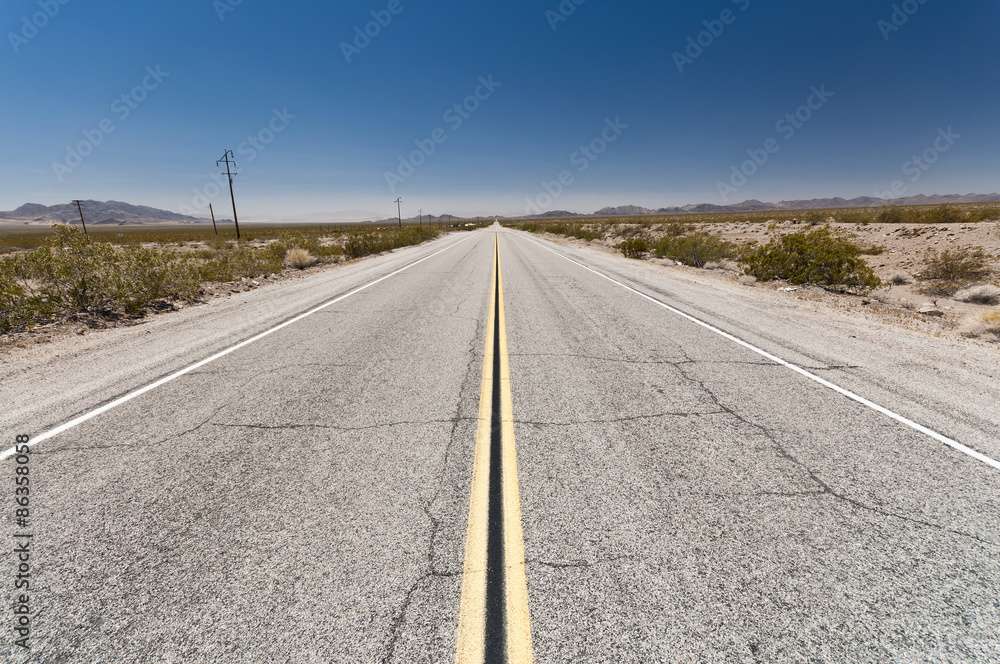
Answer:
[
  {"left": 1, "top": 233, "right": 477, "bottom": 462},
  {"left": 519, "top": 233, "right": 1000, "bottom": 472}
]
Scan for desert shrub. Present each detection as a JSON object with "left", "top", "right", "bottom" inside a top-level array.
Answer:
[
  {"left": 921, "top": 205, "right": 965, "bottom": 224},
  {"left": 619, "top": 236, "right": 650, "bottom": 259},
  {"left": 541, "top": 222, "right": 602, "bottom": 241},
  {"left": 859, "top": 244, "right": 886, "bottom": 255},
  {"left": 837, "top": 211, "right": 875, "bottom": 224},
  {"left": 652, "top": 232, "right": 736, "bottom": 267},
  {"left": 107, "top": 247, "right": 200, "bottom": 313},
  {"left": 738, "top": 225, "right": 882, "bottom": 293},
  {"left": 968, "top": 207, "right": 1000, "bottom": 222},
  {"left": 888, "top": 271, "right": 912, "bottom": 285},
  {"left": 876, "top": 206, "right": 908, "bottom": 224},
  {"left": 197, "top": 243, "right": 284, "bottom": 282},
  {"left": 916, "top": 246, "right": 992, "bottom": 296},
  {"left": 662, "top": 222, "right": 694, "bottom": 236},
  {"left": 958, "top": 308, "right": 1000, "bottom": 339},
  {"left": 284, "top": 247, "right": 316, "bottom": 270},
  {"left": 952, "top": 284, "right": 1000, "bottom": 305},
  {"left": 0, "top": 254, "right": 55, "bottom": 333},
  {"left": 343, "top": 226, "right": 440, "bottom": 259},
  {"left": 0, "top": 225, "right": 202, "bottom": 328}
]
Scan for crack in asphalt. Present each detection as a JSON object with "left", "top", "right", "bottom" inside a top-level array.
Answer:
[
  {"left": 515, "top": 410, "right": 727, "bottom": 427},
  {"left": 209, "top": 418, "right": 471, "bottom": 433},
  {"left": 44, "top": 402, "right": 233, "bottom": 455},
  {"left": 529, "top": 555, "right": 636, "bottom": 569},
  {"left": 509, "top": 351, "right": 860, "bottom": 374},
  {"left": 381, "top": 290, "right": 483, "bottom": 663},
  {"left": 668, "top": 350, "right": 995, "bottom": 546}
]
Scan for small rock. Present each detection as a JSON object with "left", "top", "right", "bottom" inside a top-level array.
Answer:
[
  {"left": 861, "top": 299, "right": 871, "bottom": 305},
  {"left": 917, "top": 307, "right": 944, "bottom": 317}
]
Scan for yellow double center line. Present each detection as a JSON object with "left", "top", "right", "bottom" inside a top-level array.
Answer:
[{"left": 456, "top": 234, "right": 533, "bottom": 664}]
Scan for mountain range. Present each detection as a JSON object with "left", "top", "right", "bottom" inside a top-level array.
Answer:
[
  {"left": 0, "top": 200, "right": 202, "bottom": 226},
  {"left": 2, "top": 193, "right": 999, "bottom": 226},
  {"left": 592, "top": 193, "right": 1000, "bottom": 216}
]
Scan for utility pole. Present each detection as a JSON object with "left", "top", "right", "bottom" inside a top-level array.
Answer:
[
  {"left": 217, "top": 150, "right": 241, "bottom": 240},
  {"left": 209, "top": 202, "right": 218, "bottom": 240},
  {"left": 71, "top": 200, "right": 88, "bottom": 235},
  {"left": 419, "top": 209, "right": 422, "bottom": 227},
  {"left": 394, "top": 197, "right": 402, "bottom": 228}
]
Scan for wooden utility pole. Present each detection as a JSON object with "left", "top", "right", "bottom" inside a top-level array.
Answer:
[
  {"left": 71, "top": 200, "right": 88, "bottom": 235},
  {"left": 395, "top": 197, "right": 402, "bottom": 228},
  {"left": 209, "top": 203, "right": 218, "bottom": 240},
  {"left": 217, "top": 150, "right": 241, "bottom": 239}
]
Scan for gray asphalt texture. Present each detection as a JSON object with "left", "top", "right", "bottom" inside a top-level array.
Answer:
[{"left": 2, "top": 228, "right": 998, "bottom": 663}]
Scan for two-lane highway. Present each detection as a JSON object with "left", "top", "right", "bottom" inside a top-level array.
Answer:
[{"left": 2, "top": 228, "right": 998, "bottom": 663}]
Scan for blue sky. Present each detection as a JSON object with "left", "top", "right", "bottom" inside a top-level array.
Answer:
[{"left": 1, "top": 0, "right": 998, "bottom": 220}]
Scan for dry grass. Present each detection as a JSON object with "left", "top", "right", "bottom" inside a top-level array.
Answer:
[
  {"left": 953, "top": 284, "right": 1000, "bottom": 305},
  {"left": 284, "top": 247, "right": 316, "bottom": 270},
  {"left": 958, "top": 308, "right": 1000, "bottom": 340}
]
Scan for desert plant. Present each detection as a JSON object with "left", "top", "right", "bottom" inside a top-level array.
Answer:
[
  {"left": 197, "top": 243, "right": 284, "bottom": 282},
  {"left": 0, "top": 254, "right": 56, "bottom": 333},
  {"left": 952, "top": 284, "right": 1000, "bottom": 305},
  {"left": 922, "top": 205, "right": 964, "bottom": 224},
  {"left": 652, "top": 232, "right": 736, "bottom": 268},
  {"left": 888, "top": 271, "right": 912, "bottom": 285},
  {"left": 916, "top": 246, "right": 992, "bottom": 296},
  {"left": 968, "top": 207, "right": 1000, "bottom": 222},
  {"left": 284, "top": 247, "right": 316, "bottom": 270},
  {"left": 958, "top": 308, "right": 1000, "bottom": 339},
  {"left": 619, "top": 236, "right": 650, "bottom": 259},
  {"left": 342, "top": 226, "right": 440, "bottom": 259},
  {"left": 738, "top": 225, "right": 882, "bottom": 293},
  {"left": 876, "top": 205, "right": 907, "bottom": 224}
]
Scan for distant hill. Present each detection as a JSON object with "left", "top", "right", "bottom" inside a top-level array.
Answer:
[
  {"left": 0, "top": 200, "right": 203, "bottom": 226},
  {"left": 590, "top": 193, "right": 1000, "bottom": 217}
]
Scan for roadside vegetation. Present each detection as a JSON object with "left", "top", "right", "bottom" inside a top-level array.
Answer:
[
  {"left": 0, "top": 223, "right": 443, "bottom": 334},
  {"left": 508, "top": 221, "right": 602, "bottom": 241},
  {"left": 916, "top": 246, "right": 993, "bottom": 296},
  {"left": 738, "top": 226, "right": 882, "bottom": 293}
]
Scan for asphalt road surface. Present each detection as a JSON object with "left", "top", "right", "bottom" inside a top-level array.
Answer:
[{"left": 2, "top": 227, "right": 998, "bottom": 663}]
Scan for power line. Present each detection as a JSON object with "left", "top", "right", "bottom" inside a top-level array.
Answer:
[
  {"left": 217, "top": 150, "right": 241, "bottom": 240},
  {"left": 71, "top": 200, "right": 87, "bottom": 235},
  {"left": 394, "top": 197, "right": 402, "bottom": 228}
]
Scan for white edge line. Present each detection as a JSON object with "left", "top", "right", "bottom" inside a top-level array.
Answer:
[
  {"left": 518, "top": 232, "right": 1000, "bottom": 472},
  {"left": 1, "top": 233, "right": 476, "bottom": 462}
]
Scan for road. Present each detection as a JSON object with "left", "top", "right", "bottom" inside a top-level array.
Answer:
[{"left": 2, "top": 228, "right": 998, "bottom": 663}]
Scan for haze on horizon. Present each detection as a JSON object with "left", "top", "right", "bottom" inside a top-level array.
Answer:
[{"left": 1, "top": 0, "right": 997, "bottom": 221}]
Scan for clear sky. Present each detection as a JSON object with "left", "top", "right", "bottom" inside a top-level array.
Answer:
[{"left": 1, "top": 0, "right": 998, "bottom": 220}]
